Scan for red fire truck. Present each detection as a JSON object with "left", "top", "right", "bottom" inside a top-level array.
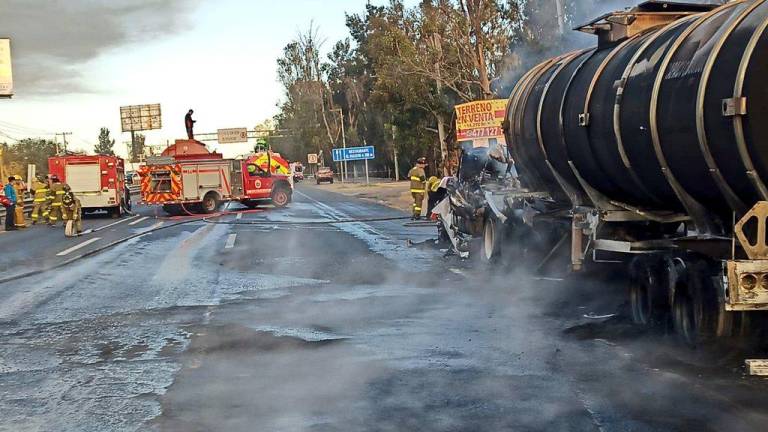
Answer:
[
  {"left": 48, "top": 155, "right": 130, "bottom": 217},
  {"left": 139, "top": 139, "right": 293, "bottom": 215}
]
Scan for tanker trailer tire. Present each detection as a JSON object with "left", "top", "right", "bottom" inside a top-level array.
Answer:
[
  {"left": 200, "top": 193, "right": 220, "bottom": 214},
  {"left": 629, "top": 258, "right": 666, "bottom": 327},
  {"left": 670, "top": 259, "right": 719, "bottom": 348},
  {"left": 271, "top": 187, "right": 290, "bottom": 208}
]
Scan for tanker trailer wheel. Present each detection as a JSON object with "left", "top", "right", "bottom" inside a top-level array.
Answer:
[
  {"left": 629, "top": 258, "right": 665, "bottom": 327},
  {"left": 200, "top": 193, "right": 220, "bottom": 214},
  {"left": 271, "top": 187, "right": 290, "bottom": 208},
  {"left": 671, "top": 259, "right": 719, "bottom": 347},
  {"left": 481, "top": 216, "right": 503, "bottom": 263}
]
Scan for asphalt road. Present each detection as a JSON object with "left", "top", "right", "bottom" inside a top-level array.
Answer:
[{"left": 1, "top": 184, "right": 767, "bottom": 431}]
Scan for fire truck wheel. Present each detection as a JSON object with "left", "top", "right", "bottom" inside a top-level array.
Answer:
[
  {"left": 272, "top": 188, "right": 290, "bottom": 208},
  {"left": 201, "top": 193, "right": 220, "bottom": 214}
]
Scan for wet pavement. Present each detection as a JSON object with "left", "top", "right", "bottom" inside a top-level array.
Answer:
[{"left": 1, "top": 185, "right": 768, "bottom": 431}]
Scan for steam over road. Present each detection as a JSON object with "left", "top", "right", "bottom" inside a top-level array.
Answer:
[{"left": 0, "top": 185, "right": 766, "bottom": 431}]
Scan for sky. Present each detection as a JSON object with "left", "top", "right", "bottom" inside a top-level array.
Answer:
[{"left": 0, "top": 0, "right": 416, "bottom": 158}]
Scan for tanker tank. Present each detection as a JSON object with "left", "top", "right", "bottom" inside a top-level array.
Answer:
[{"left": 504, "top": 0, "right": 768, "bottom": 232}]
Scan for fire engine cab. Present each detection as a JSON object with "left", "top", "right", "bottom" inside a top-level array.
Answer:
[
  {"left": 139, "top": 139, "right": 293, "bottom": 215},
  {"left": 48, "top": 155, "right": 130, "bottom": 217}
]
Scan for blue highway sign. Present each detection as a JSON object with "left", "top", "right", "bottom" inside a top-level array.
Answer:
[{"left": 332, "top": 146, "right": 375, "bottom": 162}]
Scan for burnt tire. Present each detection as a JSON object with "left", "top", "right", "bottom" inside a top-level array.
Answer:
[
  {"left": 629, "top": 258, "right": 665, "bottom": 327},
  {"left": 271, "top": 188, "right": 290, "bottom": 208},
  {"left": 671, "top": 259, "right": 719, "bottom": 348}
]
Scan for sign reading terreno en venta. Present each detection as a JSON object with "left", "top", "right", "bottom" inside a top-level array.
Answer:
[
  {"left": 455, "top": 99, "right": 507, "bottom": 140},
  {"left": 0, "top": 39, "right": 13, "bottom": 97}
]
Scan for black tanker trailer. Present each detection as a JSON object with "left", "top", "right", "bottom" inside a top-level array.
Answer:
[{"left": 494, "top": 0, "right": 768, "bottom": 346}]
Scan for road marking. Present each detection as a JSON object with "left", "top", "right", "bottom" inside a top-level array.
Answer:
[
  {"left": 225, "top": 233, "right": 237, "bottom": 249},
  {"left": 449, "top": 268, "right": 467, "bottom": 277},
  {"left": 56, "top": 237, "right": 102, "bottom": 256},
  {"left": 129, "top": 216, "right": 149, "bottom": 226},
  {"left": 235, "top": 212, "right": 243, "bottom": 220},
  {"left": 91, "top": 214, "right": 140, "bottom": 232},
  {"left": 145, "top": 221, "right": 164, "bottom": 231}
]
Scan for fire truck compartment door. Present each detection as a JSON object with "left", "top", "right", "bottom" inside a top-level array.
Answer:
[
  {"left": 66, "top": 163, "right": 101, "bottom": 193},
  {"left": 182, "top": 165, "right": 201, "bottom": 199},
  {"left": 230, "top": 161, "right": 244, "bottom": 196}
]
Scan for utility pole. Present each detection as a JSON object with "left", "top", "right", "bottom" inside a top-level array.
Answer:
[
  {"left": 331, "top": 108, "right": 347, "bottom": 183},
  {"left": 55, "top": 132, "right": 72, "bottom": 154}
]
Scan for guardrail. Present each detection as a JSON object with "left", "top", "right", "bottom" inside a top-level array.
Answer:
[{"left": 0, "top": 185, "right": 141, "bottom": 219}]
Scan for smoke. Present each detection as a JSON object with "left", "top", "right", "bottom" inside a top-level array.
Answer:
[{"left": 0, "top": 0, "right": 201, "bottom": 95}]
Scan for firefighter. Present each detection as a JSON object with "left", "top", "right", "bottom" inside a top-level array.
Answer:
[
  {"left": 48, "top": 175, "right": 67, "bottom": 226},
  {"left": 426, "top": 175, "right": 445, "bottom": 216},
  {"left": 12, "top": 175, "right": 26, "bottom": 228},
  {"left": 61, "top": 186, "right": 83, "bottom": 237},
  {"left": 408, "top": 157, "right": 427, "bottom": 220},
  {"left": 30, "top": 175, "right": 50, "bottom": 225},
  {"left": 185, "top": 109, "right": 196, "bottom": 140}
]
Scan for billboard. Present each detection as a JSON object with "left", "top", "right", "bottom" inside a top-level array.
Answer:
[
  {"left": 0, "top": 39, "right": 12, "bottom": 97},
  {"left": 120, "top": 104, "right": 162, "bottom": 132},
  {"left": 455, "top": 99, "right": 507, "bottom": 140},
  {"left": 217, "top": 128, "right": 248, "bottom": 144}
]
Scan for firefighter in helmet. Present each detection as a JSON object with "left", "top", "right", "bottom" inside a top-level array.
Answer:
[
  {"left": 408, "top": 157, "right": 428, "bottom": 220},
  {"left": 48, "top": 175, "right": 67, "bottom": 226},
  {"left": 30, "top": 175, "right": 50, "bottom": 225},
  {"left": 61, "top": 185, "right": 83, "bottom": 236},
  {"left": 12, "top": 175, "right": 27, "bottom": 228}
]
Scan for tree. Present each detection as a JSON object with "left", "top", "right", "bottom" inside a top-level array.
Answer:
[
  {"left": 1, "top": 139, "right": 57, "bottom": 177},
  {"left": 94, "top": 127, "right": 115, "bottom": 155}
]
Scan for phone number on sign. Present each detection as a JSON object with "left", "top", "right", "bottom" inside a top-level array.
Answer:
[{"left": 458, "top": 127, "right": 503, "bottom": 140}]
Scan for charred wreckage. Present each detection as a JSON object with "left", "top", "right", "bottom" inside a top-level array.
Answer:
[{"left": 436, "top": 0, "right": 768, "bottom": 346}]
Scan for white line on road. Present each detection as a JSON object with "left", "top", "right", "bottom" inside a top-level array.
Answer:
[
  {"left": 225, "top": 233, "right": 237, "bottom": 249},
  {"left": 91, "top": 214, "right": 140, "bottom": 232},
  {"left": 145, "top": 221, "right": 164, "bottom": 231},
  {"left": 449, "top": 268, "right": 467, "bottom": 277},
  {"left": 235, "top": 212, "right": 243, "bottom": 220},
  {"left": 56, "top": 237, "right": 102, "bottom": 256},
  {"left": 128, "top": 216, "right": 149, "bottom": 226}
]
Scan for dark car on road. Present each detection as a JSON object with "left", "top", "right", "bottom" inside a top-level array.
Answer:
[{"left": 316, "top": 167, "right": 334, "bottom": 184}]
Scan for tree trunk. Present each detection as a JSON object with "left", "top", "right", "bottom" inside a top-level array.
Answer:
[
  {"left": 465, "top": 0, "right": 493, "bottom": 99},
  {"left": 436, "top": 113, "right": 449, "bottom": 176}
]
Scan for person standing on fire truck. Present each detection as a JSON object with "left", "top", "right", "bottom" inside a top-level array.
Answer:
[
  {"left": 408, "top": 157, "right": 427, "bottom": 220},
  {"left": 30, "top": 175, "right": 49, "bottom": 225},
  {"left": 48, "top": 175, "right": 67, "bottom": 226},
  {"left": 185, "top": 109, "right": 196, "bottom": 140}
]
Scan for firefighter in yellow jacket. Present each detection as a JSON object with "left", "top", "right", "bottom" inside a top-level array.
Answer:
[
  {"left": 48, "top": 175, "right": 67, "bottom": 226},
  {"left": 408, "top": 157, "right": 427, "bottom": 220},
  {"left": 12, "top": 175, "right": 27, "bottom": 228},
  {"left": 30, "top": 175, "right": 50, "bottom": 224},
  {"left": 61, "top": 186, "right": 83, "bottom": 236}
]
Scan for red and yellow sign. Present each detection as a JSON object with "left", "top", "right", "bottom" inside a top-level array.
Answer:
[{"left": 455, "top": 99, "right": 507, "bottom": 140}]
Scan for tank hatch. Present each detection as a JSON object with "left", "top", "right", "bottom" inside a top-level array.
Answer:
[{"left": 575, "top": 0, "right": 720, "bottom": 47}]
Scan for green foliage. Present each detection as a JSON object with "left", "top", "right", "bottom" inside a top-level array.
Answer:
[
  {"left": 94, "top": 127, "right": 115, "bottom": 156},
  {"left": 274, "top": 0, "right": 560, "bottom": 175},
  {"left": 1, "top": 139, "right": 57, "bottom": 176}
]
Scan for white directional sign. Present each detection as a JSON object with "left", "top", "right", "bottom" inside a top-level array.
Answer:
[
  {"left": 307, "top": 153, "right": 318, "bottom": 164},
  {"left": 217, "top": 128, "right": 248, "bottom": 144},
  {"left": 0, "top": 39, "right": 13, "bottom": 97},
  {"left": 120, "top": 104, "right": 162, "bottom": 132}
]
